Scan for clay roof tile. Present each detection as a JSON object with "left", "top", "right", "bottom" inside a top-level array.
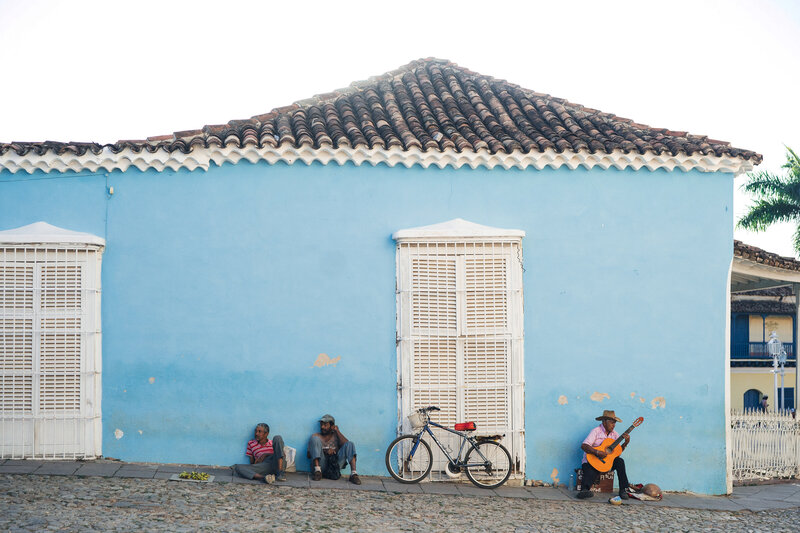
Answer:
[{"left": 1, "top": 58, "right": 762, "bottom": 165}]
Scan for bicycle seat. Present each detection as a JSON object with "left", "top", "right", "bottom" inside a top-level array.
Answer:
[{"left": 454, "top": 422, "right": 476, "bottom": 431}]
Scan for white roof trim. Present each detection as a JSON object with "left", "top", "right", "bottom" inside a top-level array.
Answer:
[
  {"left": 393, "top": 218, "right": 525, "bottom": 241},
  {"left": 731, "top": 256, "right": 800, "bottom": 284},
  {"left": 0, "top": 221, "right": 105, "bottom": 246},
  {"left": 0, "top": 144, "right": 755, "bottom": 175}
]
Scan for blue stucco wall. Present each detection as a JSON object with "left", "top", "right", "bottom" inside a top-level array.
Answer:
[{"left": 0, "top": 160, "right": 732, "bottom": 493}]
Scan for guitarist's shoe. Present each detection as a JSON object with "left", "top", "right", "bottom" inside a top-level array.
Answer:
[
  {"left": 618, "top": 490, "right": 630, "bottom": 500},
  {"left": 576, "top": 490, "right": 594, "bottom": 499}
]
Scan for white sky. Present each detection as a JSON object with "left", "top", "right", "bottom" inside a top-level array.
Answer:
[{"left": 2, "top": 0, "right": 799, "bottom": 256}]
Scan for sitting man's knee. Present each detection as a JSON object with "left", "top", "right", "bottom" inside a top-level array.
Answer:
[{"left": 307, "top": 435, "right": 322, "bottom": 458}]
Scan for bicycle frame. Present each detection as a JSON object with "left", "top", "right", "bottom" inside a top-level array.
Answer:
[{"left": 411, "top": 419, "right": 492, "bottom": 468}]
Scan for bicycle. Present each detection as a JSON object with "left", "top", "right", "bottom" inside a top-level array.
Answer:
[{"left": 385, "top": 406, "right": 512, "bottom": 489}]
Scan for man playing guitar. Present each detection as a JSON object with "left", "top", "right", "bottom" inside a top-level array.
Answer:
[{"left": 577, "top": 410, "right": 631, "bottom": 500}]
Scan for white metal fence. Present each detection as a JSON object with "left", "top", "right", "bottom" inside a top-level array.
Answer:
[{"left": 731, "top": 409, "right": 800, "bottom": 481}]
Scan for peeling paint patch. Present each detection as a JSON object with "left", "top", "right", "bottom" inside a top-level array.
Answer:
[
  {"left": 114, "top": 429, "right": 124, "bottom": 440},
  {"left": 148, "top": 377, "right": 155, "bottom": 384},
  {"left": 311, "top": 353, "right": 341, "bottom": 368},
  {"left": 590, "top": 392, "right": 610, "bottom": 402},
  {"left": 138, "top": 430, "right": 143, "bottom": 435},
  {"left": 558, "top": 395, "right": 568, "bottom": 405},
  {"left": 630, "top": 392, "right": 636, "bottom": 398},
  {"left": 651, "top": 396, "right": 666, "bottom": 409},
  {"left": 550, "top": 468, "right": 559, "bottom": 484},
  {"left": 639, "top": 397, "right": 645, "bottom": 403}
]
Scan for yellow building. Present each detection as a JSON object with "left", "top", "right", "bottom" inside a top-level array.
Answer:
[{"left": 731, "top": 242, "right": 799, "bottom": 412}]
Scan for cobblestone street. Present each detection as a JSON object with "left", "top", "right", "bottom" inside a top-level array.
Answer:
[{"left": 2, "top": 471, "right": 800, "bottom": 532}]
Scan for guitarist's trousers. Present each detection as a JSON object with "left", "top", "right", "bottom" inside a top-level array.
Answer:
[{"left": 581, "top": 457, "right": 629, "bottom": 493}]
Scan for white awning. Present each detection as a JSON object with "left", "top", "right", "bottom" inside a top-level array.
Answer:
[
  {"left": 0, "top": 222, "right": 105, "bottom": 246},
  {"left": 393, "top": 218, "right": 525, "bottom": 241}
]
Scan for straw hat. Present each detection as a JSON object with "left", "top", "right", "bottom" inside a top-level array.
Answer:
[{"left": 595, "top": 410, "right": 622, "bottom": 422}]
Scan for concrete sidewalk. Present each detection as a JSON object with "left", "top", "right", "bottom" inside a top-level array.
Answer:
[{"left": 2, "top": 458, "right": 799, "bottom": 512}]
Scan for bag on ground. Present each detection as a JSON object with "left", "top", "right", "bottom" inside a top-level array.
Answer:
[{"left": 322, "top": 456, "right": 341, "bottom": 480}]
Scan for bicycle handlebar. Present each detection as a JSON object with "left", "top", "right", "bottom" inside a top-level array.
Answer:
[{"left": 421, "top": 406, "right": 440, "bottom": 412}]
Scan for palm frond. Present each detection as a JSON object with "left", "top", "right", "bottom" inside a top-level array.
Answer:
[
  {"left": 793, "top": 225, "right": 800, "bottom": 256},
  {"left": 737, "top": 199, "right": 800, "bottom": 231},
  {"left": 784, "top": 146, "right": 800, "bottom": 180},
  {"left": 740, "top": 170, "right": 800, "bottom": 202}
]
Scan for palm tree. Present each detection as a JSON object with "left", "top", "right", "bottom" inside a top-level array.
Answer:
[{"left": 738, "top": 147, "right": 800, "bottom": 253}]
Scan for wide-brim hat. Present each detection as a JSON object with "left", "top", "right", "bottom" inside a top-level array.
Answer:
[{"left": 595, "top": 410, "right": 622, "bottom": 422}]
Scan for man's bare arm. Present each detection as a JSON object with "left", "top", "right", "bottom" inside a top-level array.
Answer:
[
  {"left": 582, "top": 443, "right": 606, "bottom": 458},
  {"left": 333, "top": 425, "right": 348, "bottom": 445}
]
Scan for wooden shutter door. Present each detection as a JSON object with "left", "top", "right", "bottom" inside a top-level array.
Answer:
[
  {"left": 0, "top": 264, "right": 35, "bottom": 457},
  {"left": 37, "top": 264, "right": 84, "bottom": 456},
  {"left": 0, "top": 246, "right": 102, "bottom": 459},
  {"left": 397, "top": 241, "right": 525, "bottom": 480}
]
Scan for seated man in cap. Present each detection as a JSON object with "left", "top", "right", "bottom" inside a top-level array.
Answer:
[
  {"left": 307, "top": 414, "right": 361, "bottom": 485},
  {"left": 233, "top": 422, "right": 286, "bottom": 483},
  {"left": 576, "top": 410, "right": 631, "bottom": 500}
]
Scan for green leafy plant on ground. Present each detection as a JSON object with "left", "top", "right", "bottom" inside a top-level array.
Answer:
[{"left": 178, "top": 471, "right": 209, "bottom": 481}]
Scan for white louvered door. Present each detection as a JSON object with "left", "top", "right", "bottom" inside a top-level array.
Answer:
[
  {"left": 397, "top": 241, "right": 524, "bottom": 480},
  {"left": 0, "top": 247, "right": 102, "bottom": 459},
  {"left": 0, "top": 264, "right": 35, "bottom": 456}
]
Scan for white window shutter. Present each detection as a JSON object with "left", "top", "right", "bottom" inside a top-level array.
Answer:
[
  {"left": 395, "top": 226, "right": 525, "bottom": 480},
  {"left": 0, "top": 245, "right": 102, "bottom": 459},
  {"left": 0, "top": 265, "right": 34, "bottom": 415},
  {"left": 465, "top": 256, "right": 509, "bottom": 334},
  {"left": 39, "top": 266, "right": 83, "bottom": 413}
]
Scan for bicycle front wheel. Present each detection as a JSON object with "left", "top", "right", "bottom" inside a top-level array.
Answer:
[
  {"left": 464, "top": 440, "right": 512, "bottom": 488},
  {"left": 385, "top": 435, "right": 433, "bottom": 483}
]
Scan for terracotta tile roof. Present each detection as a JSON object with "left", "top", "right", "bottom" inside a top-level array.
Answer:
[
  {"left": 736, "top": 285, "right": 794, "bottom": 298},
  {"left": 734, "top": 240, "right": 800, "bottom": 271},
  {"left": 735, "top": 286, "right": 794, "bottom": 297},
  {"left": 731, "top": 299, "right": 796, "bottom": 314},
  {"left": 0, "top": 58, "right": 761, "bottom": 171}
]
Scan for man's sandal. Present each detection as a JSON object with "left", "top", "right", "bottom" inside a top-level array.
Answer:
[
  {"left": 312, "top": 470, "right": 322, "bottom": 481},
  {"left": 349, "top": 473, "right": 361, "bottom": 485}
]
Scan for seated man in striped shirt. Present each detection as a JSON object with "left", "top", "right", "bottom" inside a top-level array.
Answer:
[{"left": 233, "top": 423, "right": 286, "bottom": 482}]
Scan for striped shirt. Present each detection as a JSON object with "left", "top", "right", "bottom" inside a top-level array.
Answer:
[
  {"left": 581, "top": 424, "right": 619, "bottom": 464},
  {"left": 246, "top": 439, "right": 274, "bottom": 459}
]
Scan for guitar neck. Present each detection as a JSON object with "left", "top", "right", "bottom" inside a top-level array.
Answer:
[{"left": 607, "top": 424, "right": 635, "bottom": 450}]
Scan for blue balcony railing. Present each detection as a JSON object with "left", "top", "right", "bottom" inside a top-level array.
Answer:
[{"left": 731, "top": 342, "right": 795, "bottom": 360}]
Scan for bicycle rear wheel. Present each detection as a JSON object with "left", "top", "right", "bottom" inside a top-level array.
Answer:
[
  {"left": 464, "top": 440, "right": 512, "bottom": 488},
  {"left": 385, "top": 435, "right": 433, "bottom": 483}
]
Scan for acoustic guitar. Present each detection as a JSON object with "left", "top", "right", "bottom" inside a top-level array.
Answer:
[{"left": 585, "top": 416, "right": 644, "bottom": 472}]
